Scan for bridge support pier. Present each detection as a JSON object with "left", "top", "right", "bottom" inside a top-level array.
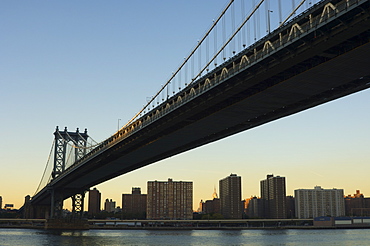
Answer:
[
  {"left": 45, "top": 190, "right": 88, "bottom": 229},
  {"left": 71, "top": 192, "right": 85, "bottom": 218},
  {"left": 45, "top": 218, "right": 89, "bottom": 230},
  {"left": 50, "top": 189, "right": 64, "bottom": 219}
]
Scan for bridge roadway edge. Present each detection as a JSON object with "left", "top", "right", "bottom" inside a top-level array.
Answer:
[{"left": 31, "top": 0, "right": 370, "bottom": 206}]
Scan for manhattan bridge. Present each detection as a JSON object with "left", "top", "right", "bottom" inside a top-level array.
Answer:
[{"left": 23, "top": 0, "right": 370, "bottom": 225}]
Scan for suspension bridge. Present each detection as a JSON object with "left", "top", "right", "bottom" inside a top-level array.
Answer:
[{"left": 23, "top": 0, "right": 370, "bottom": 226}]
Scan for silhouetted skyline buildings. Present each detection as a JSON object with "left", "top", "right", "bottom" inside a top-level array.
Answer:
[
  {"left": 344, "top": 190, "right": 370, "bottom": 217},
  {"left": 86, "top": 174, "right": 370, "bottom": 220}
]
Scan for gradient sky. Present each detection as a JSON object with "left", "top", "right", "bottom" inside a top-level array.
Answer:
[{"left": 1, "top": 0, "right": 369, "bottom": 211}]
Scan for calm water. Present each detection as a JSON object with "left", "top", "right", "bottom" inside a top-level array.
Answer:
[{"left": 1, "top": 228, "right": 370, "bottom": 246}]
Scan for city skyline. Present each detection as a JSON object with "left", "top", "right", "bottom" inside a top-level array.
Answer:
[
  {"left": 2, "top": 172, "right": 370, "bottom": 213},
  {"left": 1, "top": 0, "right": 370, "bottom": 211}
]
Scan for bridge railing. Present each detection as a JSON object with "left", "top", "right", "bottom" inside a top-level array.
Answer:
[{"left": 57, "top": 0, "right": 364, "bottom": 179}]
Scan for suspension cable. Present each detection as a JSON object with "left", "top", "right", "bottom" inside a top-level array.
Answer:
[
  {"left": 57, "top": 130, "right": 101, "bottom": 150},
  {"left": 33, "top": 139, "right": 55, "bottom": 196},
  {"left": 65, "top": 143, "right": 74, "bottom": 167},
  {"left": 279, "top": 0, "right": 306, "bottom": 27}
]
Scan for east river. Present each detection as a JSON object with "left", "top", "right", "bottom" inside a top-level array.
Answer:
[{"left": 1, "top": 228, "right": 370, "bottom": 245}]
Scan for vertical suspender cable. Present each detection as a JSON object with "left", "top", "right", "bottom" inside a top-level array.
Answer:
[
  {"left": 278, "top": 0, "right": 282, "bottom": 24},
  {"left": 265, "top": 0, "right": 269, "bottom": 33},
  {"left": 231, "top": 2, "right": 236, "bottom": 54},
  {"left": 191, "top": 52, "right": 194, "bottom": 83},
  {"left": 247, "top": 1, "right": 251, "bottom": 46},
  {"left": 222, "top": 14, "right": 226, "bottom": 60},
  {"left": 241, "top": 0, "right": 246, "bottom": 48},
  {"left": 253, "top": 0, "right": 257, "bottom": 41},
  {"left": 214, "top": 20, "right": 218, "bottom": 66},
  {"left": 206, "top": 35, "right": 209, "bottom": 71},
  {"left": 258, "top": 3, "right": 261, "bottom": 39},
  {"left": 198, "top": 40, "right": 201, "bottom": 76}
]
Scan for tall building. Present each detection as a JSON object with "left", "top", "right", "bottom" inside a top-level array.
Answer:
[
  {"left": 104, "top": 199, "right": 116, "bottom": 212},
  {"left": 260, "top": 174, "right": 287, "bottom": 219},
  {"left": 88, "top": 188, "right": 101, "bottom": 217},
  {"left": 122, "top": 187, "right": 147, "bottom": 218},
  {"left": 147, "top": 178, "right": 193, "bottom": 219},
  {"left": 219, "top": 174, "right": 242, "bottom": 219},
  {"left": 295, "top": 186, "right": 345, "bottom": 219},
  {"left": 0, "top": 196, "right": 2, "bottom": 209}
]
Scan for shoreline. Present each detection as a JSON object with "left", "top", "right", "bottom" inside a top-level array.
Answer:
[{"left": 1, "top": 225, "right": 370, "bottom": 230}]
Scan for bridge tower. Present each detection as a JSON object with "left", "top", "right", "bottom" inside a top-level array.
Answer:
[
  {"left": 50, "top": 126, "right": 89, "bottom": 219},
  {"left": 52, "top": 126, "right": 88, "bottom": 179}
]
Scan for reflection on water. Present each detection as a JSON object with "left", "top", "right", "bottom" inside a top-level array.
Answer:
[{"left": 1, "top": 228, "right": 370, "bottom": 246}]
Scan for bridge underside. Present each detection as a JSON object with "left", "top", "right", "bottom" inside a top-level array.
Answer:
[{"left": 32, "top": 0, "right": 370, "bottom": 206}]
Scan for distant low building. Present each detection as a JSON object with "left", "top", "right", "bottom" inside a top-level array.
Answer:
[
  {"left": 286, "top": 195, "right": 295, "bottom": 219},
  {"left": 200, "top": 187, "right": 221, "bottom": 215},
  {"left": 245, "top": 196, "right": 264, "bottom": 218},
  {"left": 295, "top": 186, "right": 345, "bottom": 219},
  {"left": 4, "top": 204, "right": 14, "bottom": 210},
  {"left": 122, "top": 187, "right": 147, "bottom": 219},
  {"left": 344, "top": 190, "right": 370, "bottom": 216},
  {"left": 104, "top": 199, "right": 116, "bottom": 213},
  {"left": 203, "top": 198, "right": 221, "bottom": 214}
]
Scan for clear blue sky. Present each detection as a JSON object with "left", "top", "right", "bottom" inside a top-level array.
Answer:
[{"left": 1, "top": 0, "right": 369, "bottom": 210}]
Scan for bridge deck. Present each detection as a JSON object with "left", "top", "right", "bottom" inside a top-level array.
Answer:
[{"left": 32, "top": 0, "right": 370, "bottom": 206}]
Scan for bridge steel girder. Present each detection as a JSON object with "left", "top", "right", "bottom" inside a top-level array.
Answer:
[{"left": 32, "top": 0, "right": 370, "bottom": 206}]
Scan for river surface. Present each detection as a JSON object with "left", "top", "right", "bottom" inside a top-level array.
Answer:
[{"left": 1, "top": 228, "right": 370, "bottom": 245}]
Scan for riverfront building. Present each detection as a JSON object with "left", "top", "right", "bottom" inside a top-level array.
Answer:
[
  {"left": 88, "top": 188, "right": 101, "bottom": 217},
  {"left": 219, "top": 174, "right": 243, "bottom": 219},
  {"left": 122, "top": 187, "right": 147, "bottom": 218},
  {"left": 260, "top": 174, "right": 287, "bottom": 219},
  {"left": 295, "top": 186, "right": 345, "bottom": 219},
  {"left": 147, "top": 178, "right": 193, "bottom": 219}
]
